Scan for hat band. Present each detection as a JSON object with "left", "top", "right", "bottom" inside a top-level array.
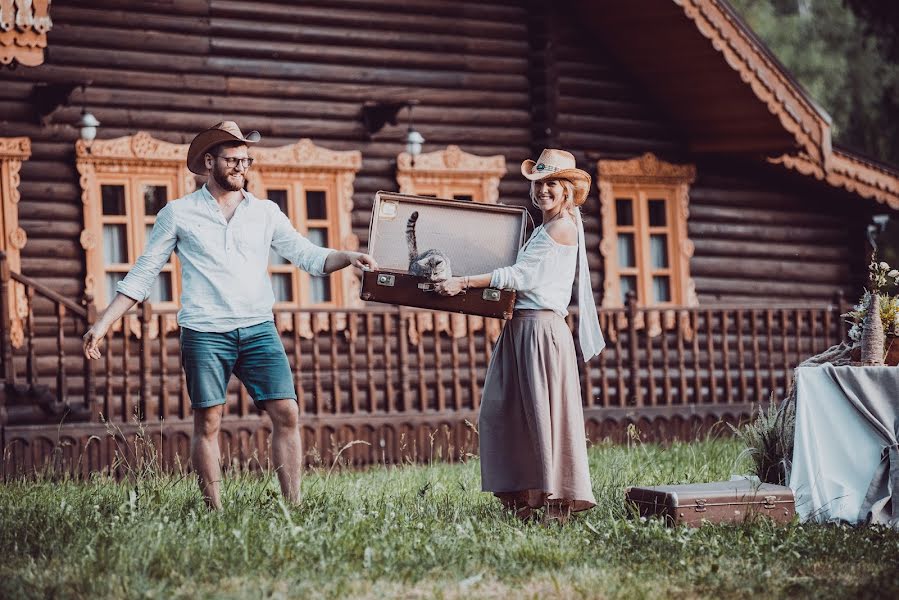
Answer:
[{"left": 533, "top": 162, "right": 561, "bottom": 174}]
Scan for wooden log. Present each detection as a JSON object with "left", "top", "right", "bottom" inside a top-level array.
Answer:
[
  {"left": 690, "top": 256, "right": 848, "bottom": 284},
  {"left": 211, "top": 1, "right": 527, "bottom": 38},
  {"left": 688, "top": 222, "right": 848, "bottom": 244},
  {"left": 688, "top": 204, "right": 846, "bottom": 228},
  {"left": 51, "top": 23, "right": 211, "bottom": 54},
  {"left": 52, "top": 5, "right": 211, "bottom": 33},
  {"left": 691, "top": 238, "right": 847, "bottom": 261},
  {"left": 211, "top": 38, "right": 528, "bottom": 74},
  {"left": 211, "top": 18, "right": 526, "bottom": 55}
]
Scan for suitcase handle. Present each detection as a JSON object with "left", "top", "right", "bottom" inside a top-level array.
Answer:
[{"left": 417, "top": 283, "right": 437, "bottom": 292}]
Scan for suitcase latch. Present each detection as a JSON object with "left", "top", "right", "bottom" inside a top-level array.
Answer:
[
  {"left": 694, "top": 499, "right": 707, "bottom": 512},
  {"left": 483, "top": 288, "right": 501, "bottom": 302},
  {"left": 763, "top": 495, "right": 776, "bottom": 509},
  {"left": 377, "top": 274, "right": 395, "bottom": 287}
]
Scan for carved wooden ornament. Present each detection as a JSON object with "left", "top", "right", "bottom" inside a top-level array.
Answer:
[
  {"left": 0, "top": 0, "right": 52, "bottom": 67},
  {"left": 0, "top": 137, "right": 30, "bottom": 347},
  {"left": 397, "top": 145, "right": 506, "bottom": 204}
]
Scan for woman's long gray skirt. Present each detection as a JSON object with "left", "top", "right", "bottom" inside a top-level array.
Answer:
[{"left": 478, "top": 309, "right": 596, "bottom": 512}]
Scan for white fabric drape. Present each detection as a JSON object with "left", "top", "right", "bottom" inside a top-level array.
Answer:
[{"left": 574, "top": 207, "right": 605, "bottom": 361}]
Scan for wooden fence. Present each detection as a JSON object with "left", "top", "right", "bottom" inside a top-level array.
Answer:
[{"left": 0, "top": 253, "right": 850, "bottom": 476}]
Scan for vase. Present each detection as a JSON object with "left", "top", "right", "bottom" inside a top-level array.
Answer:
[{"left": 861, "top": 293, "right": 885, "bottom": 365}]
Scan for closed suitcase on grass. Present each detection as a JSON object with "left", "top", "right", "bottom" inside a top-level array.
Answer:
[
  {"left": 360, "top": 191, "right": 527, "bottom": 319},
  {"left": 625, "top": 480, "right": 796, "bottom": 526}
]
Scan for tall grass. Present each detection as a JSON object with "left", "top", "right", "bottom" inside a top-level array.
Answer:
[{"left": 2, "top": 431, "right": 898, "bottom": 599}]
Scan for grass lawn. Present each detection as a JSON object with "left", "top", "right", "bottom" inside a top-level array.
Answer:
[{"left": 2, "top": 435, "right": 898, "bottom": 599}]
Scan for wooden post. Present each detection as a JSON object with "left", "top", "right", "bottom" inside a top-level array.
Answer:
[
  {"left": 626, "top": 291, "right": 641, "bottom": 406},
  {"left": 83, "top": 294, "right": 98, "bottom": 420},
  {"left": 0, "top": 251, "right": 16, "bottom": 388},
  {"left": 138, "top": 302, "right": 152, "bottom": 421},
  {"left": 55, "top": 303, "right": 67, "bottom": 405},
  {"left": 397, "top": 307, "right": 410, "bottom": 412}
]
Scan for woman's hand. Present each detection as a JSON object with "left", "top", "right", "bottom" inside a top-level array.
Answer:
[{"left": 436, "top": 276, "right": 467, "bottom": 296}]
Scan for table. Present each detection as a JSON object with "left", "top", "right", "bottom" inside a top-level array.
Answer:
[{"left": 789, "top": 365, "right": 899, "bottom": 527}]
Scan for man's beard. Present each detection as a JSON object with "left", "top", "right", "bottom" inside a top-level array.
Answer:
[{"left": 211, "top": 165, "right": 244, "bottom": 192}]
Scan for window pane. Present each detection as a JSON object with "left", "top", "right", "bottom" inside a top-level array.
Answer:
[
  {"left": 306, "top": 191, "right": 327, "bottom": 220},
  {"left": 143, "top": 184, "right": 168, "bottom": 216},
  {"left": 103, "top": 224, "right": 128, "bottom": 264},
  {"left": 617, "top": 233, "right": 635, "bottom": 268},
  {"left": 269, "top": 249, "right": 289, "bottom": 265},
  {"left": 105, "top": 272, "right": 125, "bottom": 303},
  {"left": 148, "top": 272, "right": 173, "bottom": 303},
  {"left": 615, "top": 198, "right": 633, "bottom": 226},
  {"left": 268, "top": 189, "right": 289, "bottom": 215},
  {"left": 271, "top": 273, "right": 294, "bottom": 302},
  {"left": 307, "top": 228, "right": 328, "bottom": 247},
  {"left": 101, "top": 185, "right": 126, "bottom": 216},
  {"left": 648, "top": 199, "right": 667, "bottom": 227},
  {"left": 653, "top": 276, "right": 672, "bottom": 303},
  {"left": 310, "top": 275, "right": 332, "bottom": 304},
  {"left": 650, "top": 234, "right": 669, "bottom": 269},
  {"left": 620, "top": 275, "right": 637, "bottom": 304},
  {"left": 454, "top": 194, "right": 473, "bottom": 202}
]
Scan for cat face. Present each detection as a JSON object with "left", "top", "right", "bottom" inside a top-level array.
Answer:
[{"left": 417, "top": 255, "right": 450, "bottom": 282}]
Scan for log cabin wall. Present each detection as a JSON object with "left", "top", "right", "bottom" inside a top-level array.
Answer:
[
  {"left": 0, "top": 0, "right": 871, "bottom": 318},
  {"left": 0, "top": 1, "right": 880, "bottom": 474}
]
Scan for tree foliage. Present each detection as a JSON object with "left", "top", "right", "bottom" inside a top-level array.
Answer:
[{"left": 728, "top": 0, "right": 899, "bottom": 167}]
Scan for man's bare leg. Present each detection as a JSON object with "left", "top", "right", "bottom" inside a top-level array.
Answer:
[
  {"left": 265, "top": 399, "right": 302, "bottom": 503},
  {"left": 191, "top": 405, "right": 224, "bottom": 510}
]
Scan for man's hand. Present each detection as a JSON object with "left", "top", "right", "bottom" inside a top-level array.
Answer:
[
  {"left": 82, "top": 323, "right": 110, "bottom": 360},
  {"left": 436, "top": 277, "right": 467, "bottom": 297},
  {"left": 346, "top": 251, "right": 378, "bottom": 271}
]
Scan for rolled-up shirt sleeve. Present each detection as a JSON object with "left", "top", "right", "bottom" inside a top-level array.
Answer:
[
  {"left": 269, "top": 205, "right": 334, "bottom": 277},
  {"left": 490, "top": 235, "right": 553, "bottom": 292},
  {"left": 116, "top": 205, "right": 177, "bottom": 301}
]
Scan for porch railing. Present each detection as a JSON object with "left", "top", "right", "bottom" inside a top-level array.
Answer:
[{"left": 0, "top": 249, "right": 850, "bottom": 432}]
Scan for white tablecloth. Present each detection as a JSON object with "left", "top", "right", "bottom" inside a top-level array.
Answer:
[{"left": 789, "top": 365, "right": 899, "bottom": 525}]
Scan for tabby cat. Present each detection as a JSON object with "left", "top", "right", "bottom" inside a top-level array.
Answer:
[{"left": 406, "top": 211, "right": 452, "bottom": 282}]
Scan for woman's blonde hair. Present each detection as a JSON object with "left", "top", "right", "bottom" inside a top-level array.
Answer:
[{"left": 530, "top": 179, "right": 576, "bottom": 217}]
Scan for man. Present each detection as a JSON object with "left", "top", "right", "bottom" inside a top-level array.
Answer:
[{"left": 82, "top": 122, "right": 378, "bottom": 509}]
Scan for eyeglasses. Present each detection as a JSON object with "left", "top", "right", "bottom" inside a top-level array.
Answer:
[{"left": 215, "top": 155, "right": 254, "bottom": 169}]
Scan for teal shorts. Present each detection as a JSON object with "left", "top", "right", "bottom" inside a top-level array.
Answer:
[{"left": 180, "top": 321, "right": 297, "bottom": 410}]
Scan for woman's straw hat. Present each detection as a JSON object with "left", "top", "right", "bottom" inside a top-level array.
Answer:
[{"left": 520, "top": 149, "right": 592, "bottom": 205}]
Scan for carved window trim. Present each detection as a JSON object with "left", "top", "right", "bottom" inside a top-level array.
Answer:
[
  {"left": 396, "top": 145, "right": 506, "bottom": 203},
  {"left": 0, "top": 137, "right": 30, "bottom": 347},
  {"left": 0, "top": 0, "right": 52, "bottom": 67},
  {"left": 244, "top": 139, "right": 362, "bottom": 323},
  {"left": 76, "top": 133, "right": 195, "bottom": 315},
  {"left": 598, "top": 153, "right": 698, "bottom": 309}
]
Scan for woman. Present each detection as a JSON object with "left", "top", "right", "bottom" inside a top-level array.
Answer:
[{"left": 436, "top": 149, "right": 605, "bottom": 523}]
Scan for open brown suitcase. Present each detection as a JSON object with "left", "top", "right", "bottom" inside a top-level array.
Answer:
[
  {"left": 360, "top": 192, "right": 529, "bottom": 319},
  {"left": 625, "top": 479, "right": 796, "bottom": 526}
]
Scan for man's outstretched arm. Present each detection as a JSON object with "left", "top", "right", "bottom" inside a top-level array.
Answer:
[{"left": 323, "top": 250, "right": 379, "bottom": 274}]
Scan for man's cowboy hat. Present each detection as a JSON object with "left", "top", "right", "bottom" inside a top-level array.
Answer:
[
  {"left": 520, "top": 149, "right": 592, "bottom": 206},
  {"left": 187, "top": 121, "right": 261, "bottom": 175}
]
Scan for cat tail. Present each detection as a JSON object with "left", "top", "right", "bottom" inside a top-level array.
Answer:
[{"left": 406, "top": 211, "right": 419, "bottom": 262}]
